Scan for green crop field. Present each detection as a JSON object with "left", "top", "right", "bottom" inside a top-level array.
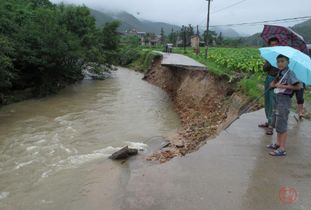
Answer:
[
  {"left": 173, "top": 47, "right": 264, "bottom": 76},
  {"left": 207, "top": 48, "right": 265, "bottom": 73}
]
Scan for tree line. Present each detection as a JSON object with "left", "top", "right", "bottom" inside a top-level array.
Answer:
[
  {"left": 163, "top": 24, "right": 222, "bottom": 47},
  {"left": 164, "top": 25, "right": 243, "bottom": 47},
  {"left": 0, "top": 0, "right": 120, "bottom": 104}
]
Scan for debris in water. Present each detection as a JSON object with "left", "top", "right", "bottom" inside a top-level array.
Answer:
[{"left": 109, "top": 146, "right": 139, "bottom": 160}]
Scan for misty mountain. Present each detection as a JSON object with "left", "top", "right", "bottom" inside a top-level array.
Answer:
[
  {"left": 213, "top": 26, "right": 242, "bottom": 38},
  {"left": 240, "top": 33, "right": 264, "bottom": 46},
  {"left": 292, "top": 19, "right": 311, "bottom": 43},
  {"left": 89, "top": 8, "right": 247, "bottom": 37},
  {"left": 90, "top": 9, "right": 180, "bottom": 34}
]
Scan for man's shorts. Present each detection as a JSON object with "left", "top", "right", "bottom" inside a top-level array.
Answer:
[{"left": 272, "top": 94, "right": 291, "bottom": 133}]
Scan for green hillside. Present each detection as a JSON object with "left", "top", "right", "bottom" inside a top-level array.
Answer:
[
  {"left": 90, "top": 9, "right": 114, "bottom": 26},
  {"left": 292, "top": 19, "right": 311, "bottom": 43},
  {"left": 241, "top": 33, "right": 264, "bottom": 46},
  {"left": 90, "top": 9, "right": 180, "bottom": 34}
]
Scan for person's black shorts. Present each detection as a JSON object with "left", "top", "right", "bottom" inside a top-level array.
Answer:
[{"left": 294, "top": 88, "right": 304, "bottom": 105}]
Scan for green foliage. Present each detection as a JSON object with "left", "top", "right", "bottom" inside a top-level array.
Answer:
[
  {"left": 160, "top": 27, "right": 165, "bottom": 44},
  {"left": 127, "top": 49, "right": 153, "bottom": 72},
  {"left": 239, "top": 78, "right": 263, "bottom": 99},
  {"left": 118, "top": 47, "right": 141, "bottom": 66},
  {"left": 178, "top": 25, "right": 196, "bottom": 47},
  {"left": 121, "top": 35, "right": 140, "bottom": 48},
  {"left": 0, "top": 35, "right": 15, "bottom": 90},
  {"left": 203, "top": 30, "right": 217, "bottom": 45},
  {"left": 117, "top": 47, "right": 161, "bottom": 72},
  {"left": 207, "top": 48, "right": 265, "bottom": 73},
  {"left": 222, "top": 38, "right": 243, "bottom": 47},
  {"left": 168, "top": 28, "right": 178, "bottom": 45},
  {"left": 0, "top": 0, "right": 120, "bottom": 102}
]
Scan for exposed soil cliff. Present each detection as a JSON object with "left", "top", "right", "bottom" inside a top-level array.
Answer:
[{"left": 144, "top": 57, "right": 251, "bottom": 163}]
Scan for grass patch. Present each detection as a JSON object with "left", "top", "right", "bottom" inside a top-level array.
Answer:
[
  {"left": 239, "top": 77, "right": 264, "bottom": 100},
  {"left": 128, "top": 49, "right": 162, "bottom": 72}
]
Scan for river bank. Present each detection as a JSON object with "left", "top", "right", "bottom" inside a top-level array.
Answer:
[{"left": 142, "top": 54, "right": 253, "bottom": 162}]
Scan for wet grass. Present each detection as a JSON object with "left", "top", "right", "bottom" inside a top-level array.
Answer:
[{"left": 127, "top": 48, "right": 162, "bottom": 73}]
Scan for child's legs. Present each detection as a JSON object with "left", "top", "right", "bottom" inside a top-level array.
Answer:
[{"left": 274, "top": 95, "right": 290, "bottom": 149}]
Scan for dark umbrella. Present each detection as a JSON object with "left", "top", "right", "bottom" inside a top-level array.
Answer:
[{"left": 261, "top": 25, "right": 309, "bottom": 55}]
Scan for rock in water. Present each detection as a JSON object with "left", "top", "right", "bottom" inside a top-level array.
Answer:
[{"left": 109, "top": 146, "right": 139, "bottom": 160}]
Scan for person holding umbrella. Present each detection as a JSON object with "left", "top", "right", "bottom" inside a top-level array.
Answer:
[
  {"left": 261, "top": 25, "right": 309, "bottom": 121},
  {"left": 258, "top": 37, "right": 280, "bottom": 135},
  {"left": 260, "top": 46, "right": 311, "bottom": 156},
  {"left": 269, "top": 55, "right": 302, "bottom": 156}
]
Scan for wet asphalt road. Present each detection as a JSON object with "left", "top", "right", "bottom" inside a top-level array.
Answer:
[{"left": 122, "top": 109, "right": 311, "bottom": 210}]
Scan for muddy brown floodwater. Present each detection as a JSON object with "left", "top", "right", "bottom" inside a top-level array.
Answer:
[{"left": 0, "top": 67, "right": 180, "bottom": 210}]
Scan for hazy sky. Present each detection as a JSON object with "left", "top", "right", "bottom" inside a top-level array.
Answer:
[{"left": 51, "top": 0, "right": 311, "bottom": 34}]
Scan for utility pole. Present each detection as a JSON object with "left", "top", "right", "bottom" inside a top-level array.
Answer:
[{"left": 205, "top": 0, "right": 212, "bottom": 59}]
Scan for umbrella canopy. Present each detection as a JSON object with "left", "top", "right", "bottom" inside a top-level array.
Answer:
[
  {"left": 261, "top": 25, "right": 309, "bottom": 55},
  {"left": 259, "top": 46, "right": 311, "bottom": 85}
]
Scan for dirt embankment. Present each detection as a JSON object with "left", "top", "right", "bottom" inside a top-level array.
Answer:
[{"left": 143, "top": 57, "right": 250, "bottom": 163}]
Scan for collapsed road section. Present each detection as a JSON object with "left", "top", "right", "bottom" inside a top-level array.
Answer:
[{"left": 144, "top": 52, "right": 251, "bottom": 162}]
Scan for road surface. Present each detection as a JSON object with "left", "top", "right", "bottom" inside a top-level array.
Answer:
[
  {"left": 158, "top": 52, "right": 207, "bottom": 71},
  {"left": 122, "top": 109, "right": 311, "bottom": 210}
]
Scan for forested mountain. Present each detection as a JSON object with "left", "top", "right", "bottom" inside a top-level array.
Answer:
[
  {"left": 90, "top": 9, "right": 245, "bottom": 37},
  {"left": 240, "top": 33, "right": 264, "bottom": 46},
  {"left": 213, "top": 26, "right": 241, "bottom": 38},
  {"left": 90, "top": 9, "right": 180, "bottom": 34},
  {"left": 292, "top": 19, "right": 311, "bottom": 43}
]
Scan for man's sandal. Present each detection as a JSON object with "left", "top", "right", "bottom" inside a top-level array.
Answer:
[
  {"left": 269, "top": 149, "right": 287, "bottom": 157},
  {"left": 258, "top": 122, "right": 269, "bottom": 128},
  {"left": 266, "top": 144, "right": 280, "bottom": 150}
]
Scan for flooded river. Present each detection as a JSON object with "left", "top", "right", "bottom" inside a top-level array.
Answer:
[{"left": 0, "top": 67, "right": 180, "bottom": 210}]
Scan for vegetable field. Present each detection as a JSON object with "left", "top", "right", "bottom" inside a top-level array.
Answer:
[
  {"left": 174, "top": 47, "right": 265, "bottom": 75},
  {"left": 207, "top": 48, "right": 265, "bottom": 73}
]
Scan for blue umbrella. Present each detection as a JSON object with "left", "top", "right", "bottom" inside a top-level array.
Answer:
[{"left": 259, "top": 46, "right": 311, "bottom": 85}]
